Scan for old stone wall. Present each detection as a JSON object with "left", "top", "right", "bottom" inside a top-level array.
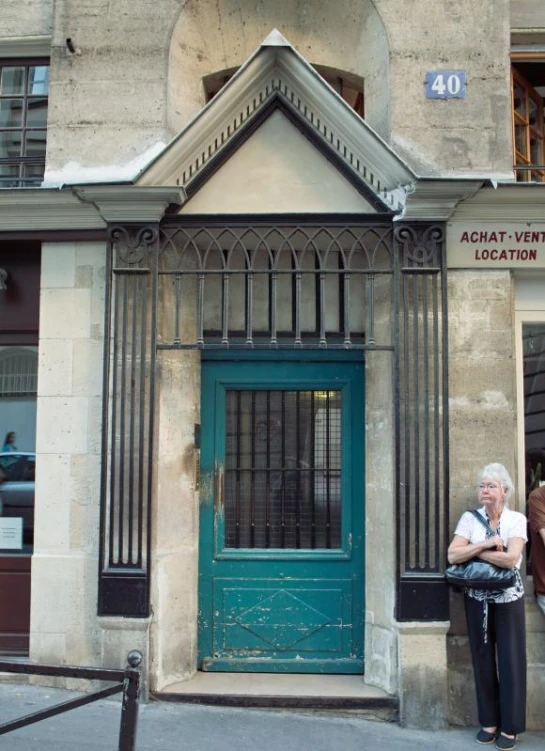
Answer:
[
  {"left": 446, "top": 269, "right": 532, "bottom": 725},
  {"left": 380, "top": 0, "right": 512, "bottom": 176},
  {"left": 511, "top": 0, "right": 545, "bottom": 29},
  {"left": 0, "top": 0, "right": 514, "bottom": 181},
  {"left": 447, "top": 270, "right": 517, "bottom": 525},
  {"left": 151, "top": 350, "right": 200, "bottom": 690},
  {"left": 0, "top": 0, "right": 52, "bottom": 38},
  {"left": 30, "top": 241, "right": 106, "bottom": 670}
]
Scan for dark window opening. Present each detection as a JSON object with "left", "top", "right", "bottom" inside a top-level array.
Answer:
[
  {"left": 511, "top": 59, "right": 545, "bottom": 183},
  {"left": 523, "top": 323, "right": 545, "bottom": 575},
  {"left": 203, "top": 64, "right": 364, "bottom": 117}
]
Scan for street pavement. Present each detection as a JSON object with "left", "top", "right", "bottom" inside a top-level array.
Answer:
[{"left": 0, "top": 682, "right": 544, "bottom": 751}]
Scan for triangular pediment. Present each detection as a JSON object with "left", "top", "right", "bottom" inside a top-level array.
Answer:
[
  {"left": 137, "top": 29, "right": 417, "bottom": 213},
  {"left": 179, "top": 109, "right": 377, "bottom": 214}
]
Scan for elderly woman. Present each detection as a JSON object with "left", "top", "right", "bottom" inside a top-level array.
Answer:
[{"left": 447, "top": 463, "right": 527, "bottom": 751}]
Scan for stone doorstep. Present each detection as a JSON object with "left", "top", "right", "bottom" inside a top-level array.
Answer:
[
  {"left": 0, "top": 672, "right": 29, "bottom": 684},
  {"left": 154, "top": 673, "right": 398, "bottom": 715},
  {"left": 0, "top": 655, "right": 31, "bottom": 684}
]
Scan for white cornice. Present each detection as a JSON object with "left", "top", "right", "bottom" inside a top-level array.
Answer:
[
  {"left": 72, "top": 185, "right": 186, "bottom": 223},
  {"left": 0, "top": 185, "right": 186, "bottom": 232},
  {"left": 137, "top": 31, "right": 417, "bottom": 212},
  {"left": 0, "top": 36, "right": 51, "bottom": 58},
  {"left": 0, "top": 188, "right": 105, "bottom": 231},
  {"left": 402, "top": 180, "right": 484, "bottom": 221},
  {"left": 450, "top": 184, "right": 545, "bottom": 222}
]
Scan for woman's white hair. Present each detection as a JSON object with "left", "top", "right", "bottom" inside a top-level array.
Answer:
[{"left": 477, "top": 463, "right": 514, "bottom": 503}]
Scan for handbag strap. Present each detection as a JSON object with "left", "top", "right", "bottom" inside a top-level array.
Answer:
[{"left": 469, "top": 508, "right": 497, "bottom": 537}]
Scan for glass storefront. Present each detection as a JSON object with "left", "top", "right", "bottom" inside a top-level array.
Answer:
[{"left": 0, "top": 345, "right": 37, "bottom": 554}]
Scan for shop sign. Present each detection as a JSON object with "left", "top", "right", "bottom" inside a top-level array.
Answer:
[
  {"left": 0, "top": 517, "right": 22, "bottom": 550},
  {"left": 447, "top": 222, "right": 545, "bottom": 268}
]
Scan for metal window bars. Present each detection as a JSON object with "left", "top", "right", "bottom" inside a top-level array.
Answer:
[
  {"left": 0, "top": 346, "right": 38, "bottom": 397},
  {"left": 224, "top": 388, "right": 342, "bottom": 549}
]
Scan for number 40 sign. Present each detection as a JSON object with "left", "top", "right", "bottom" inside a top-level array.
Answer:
[{"left": 425, "top": 70, "right": 466, "bottom": 99}]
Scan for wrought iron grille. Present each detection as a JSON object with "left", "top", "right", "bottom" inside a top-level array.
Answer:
[
  {"left": 225, "top": 389, "right": 342, "bottom": 549},
  {"left": 394, "top": 224, "right": 449, "bottom": 620},
  {"left": 98, "top": 226, "right": 158, "bottom": 617},
  {"left": 99, "top": 218, "right": 449, "bottom": 621},
  {"left": 158, "top": 221, "right": 394, "bottom": 350}
]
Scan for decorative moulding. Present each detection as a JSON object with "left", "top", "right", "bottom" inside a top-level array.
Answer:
[
  {"left": 0, "top": 188, "right": 106, "bottom": 231},
  {"left": 136, "top": 30, "right": 417, "bottom": 213},
  {"left": 0, "top": 36, "right": 51, "bottom": 58},
  {"left": 72, "top": 185, "right": 186, "bottom": 223},
  {"left": 449, "top": 184, "right": 545, "bottom": 222},
  {"left": 0, "top": 185, "right": 186, "bottom": 232},
  {"left": 402, "top": 179, "right": 484, "bottom": 221}
]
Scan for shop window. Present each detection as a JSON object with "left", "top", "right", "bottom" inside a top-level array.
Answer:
[
  {"left": 0, "top": 346, "right": 37, "bottom": 552},
  {"left": 0, "top": 59, "right": 49, "bottom": 187},
  {"left": 203, "top": 64, "right": 364, "bottom": 117},
  {"left": 511, "top": 60, "right": 545, "bottom": 183}
]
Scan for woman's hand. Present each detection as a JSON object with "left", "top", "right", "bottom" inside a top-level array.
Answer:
[
  {"left": 483, "top": 534, "right": 505, "bottom": 551},
  {"left": 477, "top": 536, "right": 525, "bottom": 568},
  {"left": 447, "top": 534, "right": 502, "bottom": 564}
]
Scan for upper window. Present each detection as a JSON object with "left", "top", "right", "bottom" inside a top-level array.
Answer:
[
  {"left": 511, "top": 59, "right": 545, "bottom": 183},
  {"left": 0, "top": 59, "right": 49, "bottom": 188},
  {"left": 204, "top": 65, "right": 364, "bottom": 117}
]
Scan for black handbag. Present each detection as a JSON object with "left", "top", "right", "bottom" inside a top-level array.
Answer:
[{"left": 445, "top": 510, "right": 518, "bottom": 590}]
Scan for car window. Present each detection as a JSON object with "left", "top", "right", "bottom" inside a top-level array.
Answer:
[{"left": 0, "top": 455, "right": 33, "bottom": 482}]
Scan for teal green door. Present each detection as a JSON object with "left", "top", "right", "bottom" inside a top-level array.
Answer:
[{"left": 198, "top": 354, "right": 364, "bottom": 673}]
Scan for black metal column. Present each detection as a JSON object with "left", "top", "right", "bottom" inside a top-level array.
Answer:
[
  {"left": 98, "top": 225, "right": 158, "bottom": 617},
  {"left": 394, "top": 224, "right": 449, "bottom": 621}
]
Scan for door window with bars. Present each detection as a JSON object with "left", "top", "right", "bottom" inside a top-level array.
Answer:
[{"left": 224, "top": 389, "right": 342, "bottom": 550}]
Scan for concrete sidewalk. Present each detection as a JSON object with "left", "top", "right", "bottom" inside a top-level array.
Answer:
[{"left": 0, "top": 682, "right": 544, "bottom": 751}]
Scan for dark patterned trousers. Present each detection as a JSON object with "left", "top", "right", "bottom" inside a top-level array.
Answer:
[{"left": 464, "top": 595, "right": 526, "bottom": 735}]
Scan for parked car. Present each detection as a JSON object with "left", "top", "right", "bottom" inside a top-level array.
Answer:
[{"left": 0, "top": 452, "right": 35, "bottom": 538}]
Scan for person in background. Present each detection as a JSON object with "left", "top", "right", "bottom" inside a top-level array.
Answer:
[
  {"left": 0, "top": 431, "right": 18, "bottom": 470},
  {"left": 2, "top": 431, "right": 17, "bottom": 453},
  {"left": 528, "top": 484, "right": 545, "bottom": 617},
  {"left": 447, "top": 463, "right": 527, "bottom": 751}
]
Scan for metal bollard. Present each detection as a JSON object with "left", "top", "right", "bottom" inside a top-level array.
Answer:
[{"left": 118, "top": 650, "right": 143, "bottom": 751}]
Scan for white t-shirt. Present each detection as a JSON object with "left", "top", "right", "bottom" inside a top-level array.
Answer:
[
  {"left": 454, "top": 506, "right": 527, "bottom": 567},
  {"left": 453, "top": 506, "right": 527, "bottom": 603}
]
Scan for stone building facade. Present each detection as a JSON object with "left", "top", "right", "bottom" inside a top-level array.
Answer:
[{"left": 0, "top": 0, "right": 545, "bottom": 730}]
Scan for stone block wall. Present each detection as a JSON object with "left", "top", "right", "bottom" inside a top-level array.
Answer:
[
  {"left": 30, "top": 241, "right": 106, "bottom": 669},
  {"left": 150, "top": 349, "right": 201, "bottom": 691},
  {"left": 446, "top": 268, "right": 545, "bottom": 729},
  {"left": 447, "top": 270, "right": 517, "bottom": 521},
  {"left": 1, "top": 0, "right": 52, "bottom": 38},
  {"left": 511, "top": 0, "right": 545, "bottom": 30},
  {"left": 1, "top": 0, "right": 515, "bottom": 180}
]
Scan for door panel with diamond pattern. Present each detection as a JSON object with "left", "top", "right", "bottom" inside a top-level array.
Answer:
[{"left": 198, "top": 355, "right": 364, "bottom": 672}]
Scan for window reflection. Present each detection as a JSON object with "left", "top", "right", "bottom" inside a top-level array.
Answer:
[
  {"left": 28, "top": 65, "right": 49, "bottom": 96},
  {"left": 0, "top": 346, "right": 38, "bottom": 553},
  {"left": 0, "top": 59, "right": 49, "bottom": 186}
]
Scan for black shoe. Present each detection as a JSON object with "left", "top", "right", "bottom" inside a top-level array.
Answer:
[
  {"left": 495, "top": 734, "right": 516, "bottom": 751},
  {"left": 476, "top": 729, "right": 497, "bottom": 744}
]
